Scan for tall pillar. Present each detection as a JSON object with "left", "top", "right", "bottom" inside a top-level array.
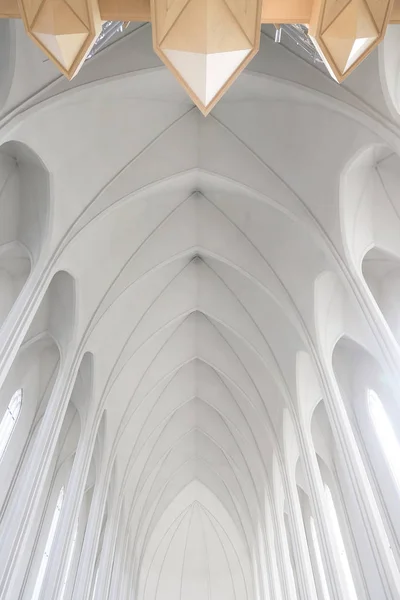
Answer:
[
  {"left": 252, "top": 547, "right": 263, "bottom": 600},
  {"left": 118, "top": 532, "right": 134, "bottom": 600},
  {"left": 0, "top": 259, "right": 50, "bottom": 390},
  {"left": 268, "top": 485, "right": 296, "bottom": 600},
  {"left": 296, "top": 429, "right": 343, "bottom": 600},
  {"left": 121, "top": 533, "right": 138, "bottom": 600},
  {"left": 349, "top": 267, "right": 400, "bottom": 381},
  {"left": 319, "top": 358, "right": 400, "bottom": 599},
  {"left": 282, "top": 462, "right": 318, "bottom": 600},
  {"left": 258, "top": 524, "right": 272, "bottom": 600},
  {"left": 0, "top": 349, "right": 78, "bottom": 600},
  {"left": 94, "top": 502, "right": 122, "bottom": 600},
  {"left": 39, "top": 414, "right": 99, "bottom": 599},
  {"left": 71, "top": 461, "right": 111, "bottom": 600}
]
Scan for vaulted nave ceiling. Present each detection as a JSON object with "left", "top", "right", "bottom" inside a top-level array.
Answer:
[{"left": 2, "top": 17, "right": 400, "bottom": 600}]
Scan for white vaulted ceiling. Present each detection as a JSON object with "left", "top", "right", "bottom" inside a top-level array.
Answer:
[{"left": 1, "top": 19, "right": 400, "bottom": 600}]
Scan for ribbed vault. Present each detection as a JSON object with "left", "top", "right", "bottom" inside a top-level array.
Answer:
[
  {"left": 1, "top": 24, "right": 400, "bottom": 600},
  {"left": 66, "top": 117, "right": 320, "bottom": 597},
  {"left": 44, "top": 92, "right": 382, "bottom": 598}
]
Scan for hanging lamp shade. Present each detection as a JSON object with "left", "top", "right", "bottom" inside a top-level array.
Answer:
[
  {"left": 309, "top": 0, "right": 394, "bottom": 82},
  {"left": 17, "top": 0, "right": 102, "bottom": 78},
  {"left": 150, "top": 0, "right": 263, "bottom": 115}
]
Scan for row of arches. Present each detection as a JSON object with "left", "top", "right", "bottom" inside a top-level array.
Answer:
[
  {"left": 1, "top": 97, "right": 400, "bottom": 600},
  {"left": 0, "top": 338, "right": 111, "bottom": 600},
  {"left": 0, "top": 189, "right": 112, "bottom": 600}
]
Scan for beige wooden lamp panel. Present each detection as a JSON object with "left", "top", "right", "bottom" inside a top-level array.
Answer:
[
  {"left": 151, "top": 0, "right": 263, "bottom": 115},
  {"left": 17, "top": 0, "right": 102, "bottom": 78},
  {"left": 309, "top": 0, "right": 394, "bottom": 81}
]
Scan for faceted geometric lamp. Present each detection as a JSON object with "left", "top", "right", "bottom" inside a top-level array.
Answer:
[
  {"left": 150, "top": 0, "right": 263, "bottom": 115},
  {"left": 17, "top": 0, "right": 102, "bottom": 78},
  {"left": 309, "top": 0, "right": 394, "bottom": 82}
]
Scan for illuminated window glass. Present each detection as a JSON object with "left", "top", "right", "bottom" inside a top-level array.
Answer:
[
  {"left": 0, "top": 389, "right": 22, "bottom": 460},
  {"left": 368, "top": 389, "right": 400, "bottom": 491},
  {"left": 32, "top": 487, "right": 64, "bottom": 600},
  {"left": 92, "top": 565, "right": 100, "bottom": 600},
  {"left": 59, "top": 519, "right": 79, "bottom": 600}
]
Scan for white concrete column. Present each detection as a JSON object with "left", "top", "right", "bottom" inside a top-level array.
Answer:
[
  {"left": 39, "top": 414, "right": 99, "bottom": 599},
  {"left": 350, "top": 269, "right": 400, "bottom": 381},
  {"left": 71, "top": 462, "right": 111, "bottom": 600},
  {"left": 0, "top": 259, "right": 50, "bottom": 390},
  {"left": 253, "top": 546, "right": 263, "bottom": 600},
  {"left": 269, "top": 494, "right": 296, "bottom": 600},
  {"left": 282, "top": 466, "right": 318, "bottom": 600},
  {"left": 344, "top": 255, "right": 400, "bottom": 573},
  {"left": 320, "top": 359, "right": 400, "bottom": 600},
  {"left": 258, "top": 524, "right": 272, "bottom": 600},
  {"left": 117, "top": 531, "right": 133, "bottom": 600},
  {"left": 276, "top": 508, "right": 300, "bottom": 600},
  {"left": 0, "top": 349, "right": 79, "bottom": 600},
  {"left": 297, "top": 430, "right": 343, "bottom": 600},
  {"left": 301, "top": 494, "right": 329, "bottom": 600},
  {"left": 94, "top": 503, "right": 122, "bottom": 600},
  {"left": 264, "top": 499, "right": 284, "bottom": 600},
  {"left": 115, "top": 517, "right": 132, "bottom": 600}
]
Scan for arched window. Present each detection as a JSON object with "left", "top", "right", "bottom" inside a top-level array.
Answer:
[
  {"left": 0, "top": 388, "right": 22, "bottom": 460},
  {"left": 32, "top": 487, "right": 65, "bottom": 600},
  {"left": 59, "top": 519, "right": 79, "bottom": 600},
  {"left": 324, "top": 484, "right": 358, "bottom": 600},
  {"left": 310, "top": 516, "right": 331, "bottom": 600},
  {"left": 368, "top": 389, "right": 400, "bottom": 491}
]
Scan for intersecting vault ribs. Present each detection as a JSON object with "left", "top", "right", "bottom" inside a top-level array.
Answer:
[{"left": 150, "top": 0, "right": 263, "bottom": 115}]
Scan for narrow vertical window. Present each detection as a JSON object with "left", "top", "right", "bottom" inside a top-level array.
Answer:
[
  {"left": 310, "top": 515, "right": 331, "bottom": 600},
  {"left": 324, "top": 484, "right": 358, "bottom": 600},
  {"left": 0, "top": 389, "right": 22, "bottom": 460},
  {"left": 59, "top": 520, "right": 78, "bottom": 600},
  {"left": 32, "top": 487, "right": 65, "bottom": 600},
  {"left": 368, "top": 389, "right": 400, "bottom": 491},
  {"left": 91, "top": 564, "right": 100, "bottom": 600}
]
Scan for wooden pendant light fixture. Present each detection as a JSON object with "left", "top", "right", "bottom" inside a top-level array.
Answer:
[
  {"left": 309, "top": 0, "right": 394, "bottom": 82},
  {"left": 17, "top": 0, "right": 102, "bottom": 78},
  {"left": 1, "top": 0, "right": 399, "bottom": 113},
  {"left": 150, "top": 0, "right": 262, "bottom": 115}
]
